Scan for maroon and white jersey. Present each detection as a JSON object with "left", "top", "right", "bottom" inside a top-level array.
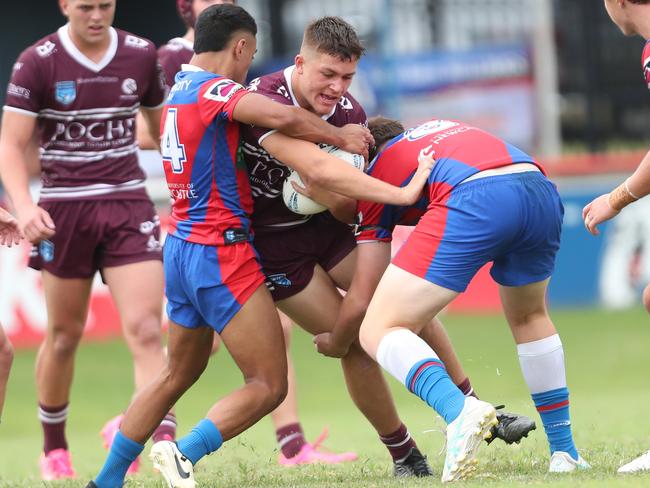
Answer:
[
  {"left": 158, "top": 37, "right": 193, "bottom": 88},
  {"left": 4, "top": 25, "right": 166, "bottom": 202},
  {"left": 241, "top": 65, "right": 367, "bottom": 233}
]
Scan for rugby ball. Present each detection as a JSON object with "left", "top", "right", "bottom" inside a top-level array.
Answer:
[{"left": 282, "top": 145, "right": 365, "bottom": 215}]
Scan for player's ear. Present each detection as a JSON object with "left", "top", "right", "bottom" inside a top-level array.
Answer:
[
  {"left": 233, "top": 38, "right": 247, "bottom": 58},
  {"left": 295, "top": 54, "right": 305, "bottom": 74},
  {"left": 58, "top": 0, "right": 69, "bottom": 16}
]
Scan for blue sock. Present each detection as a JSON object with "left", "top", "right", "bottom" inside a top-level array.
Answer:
[
  {"left": 405, "top": 359, "right": 466, "bottom": 424},
  {"left": 176, "top": 418, "right": 223, "bottom": 465},
  {"left": 94, "top": 431, "right": 143, "bottom": 488},
  {"left": 532, "top": 387, "right": 578, "bottom": 459}
]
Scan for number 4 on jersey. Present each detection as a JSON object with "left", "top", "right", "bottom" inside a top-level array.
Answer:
[{"left": 161, "top": 108, "right": 186, "bottom": 174}]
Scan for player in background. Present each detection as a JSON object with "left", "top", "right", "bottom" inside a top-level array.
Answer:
[
  {"left": 0, "top": 0, "right": 174, "bottom": 479},
  {"left": 150, "top": 0, "right": 358, "bottom": 465},
  {"left": 346, "top": 117, "right": 588, "bottom": 481},
  {"left": 87, "top": 6, "right": 431, "bottom": 488},
  {"left": 0, "top": 207, "right": 22, "bottom": 424},
  {"left": 240, "top": 17, "right": 438, "bottom": 476},
  {"left": 584, "top": 0, "right": 650, "bottom": 474}
]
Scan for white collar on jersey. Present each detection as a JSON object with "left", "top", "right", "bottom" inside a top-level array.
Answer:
[
  {"left": 180, "top": 64, "right": 203, "bottom": 72},
  {"left": 283, "top": 64, "right": 337, "bottom": 120},
  {"left": 57, "top": 24, "right": 118, "bottom": 73}
]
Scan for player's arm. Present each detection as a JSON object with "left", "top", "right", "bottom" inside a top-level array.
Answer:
[
  {"left": 135, "top": 110, "right": 157, "bottom": 150},
  {"left": 314, "top": 241, "right": 391, "bottom": 358},
  {"left": 0, "top": 207, "right": 22, "bottom": 247},
  {"left": 262, "top": 132, "right": 432, "bottom": 206},
  {"left": 138, "top": 107, "right": 162, "bottom": 152},
  {"left": 0, "top": 111, "right": 55, "bottom": 243},
  {"left": 583, "top": 149, "right": 650, "bottom": 235},
  {"left": 233, "top": 92, "right": 372, "bottom": 158}
]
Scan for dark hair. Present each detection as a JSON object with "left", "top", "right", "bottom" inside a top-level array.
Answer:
[
  {"left": 194, "top": 4, "right": 256, "bottom": 54},
  {"left": 368, "top": 116, "right": 404, "bottom": 160},
  {"left": 303, "top": 16, "right": 365, "bottom": 61}
]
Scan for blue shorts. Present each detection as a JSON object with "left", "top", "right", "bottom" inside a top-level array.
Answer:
[
  {"left": 393, "top": 171, "right": 564, "bottom": 292},
  {"left": 164, "top": 235, "right": 265, "bottom": 333}
]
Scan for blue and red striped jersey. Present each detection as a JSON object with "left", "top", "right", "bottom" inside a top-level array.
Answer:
[
  {"left": 642, "top": 40, "right": 650, "bottom": 89},
  {"left": 356, "top": 119, "right": 544, "bottom": 242},
  {"left": 161, "top": 66, "right": 252, "bottom": 246}
]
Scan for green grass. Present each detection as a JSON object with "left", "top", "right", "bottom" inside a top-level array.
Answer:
[{"left": 1, "top": 307, "right": 649, "bottom": 487}]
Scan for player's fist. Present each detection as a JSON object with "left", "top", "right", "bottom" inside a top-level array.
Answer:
[
  {"left": 337, "top": 124, "right": 373, "bottom": 161},
  {"left": 17, "top": 204, "right": 56, "bottom": 244},
  {"left": 314, "top": 332, "right": 349, "bottom": 358},
  {"left": 0, "top": 207, "right": 22, "bottom": 247},
  {"left": 582, "top": 193, "right": 619, "bottom": 236}
]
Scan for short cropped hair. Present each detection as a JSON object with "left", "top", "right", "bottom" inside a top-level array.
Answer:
[
  {"left": 194, "top": 4, "right": 256, "bottom": 54},
  {"left": 302, "top": 16, "right": 365, "bottom": 61},
  {"left": 368, "top": 116, "right": 405, "bottom": 160}
]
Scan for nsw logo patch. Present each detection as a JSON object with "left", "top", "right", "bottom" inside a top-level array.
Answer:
[{"left": 55, "top": 81, "right": 76, "bottom": 105}]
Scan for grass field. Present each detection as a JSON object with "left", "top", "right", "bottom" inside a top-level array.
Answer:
[{"left": 1, "top": 307, "right": 649, "bottom": 487}]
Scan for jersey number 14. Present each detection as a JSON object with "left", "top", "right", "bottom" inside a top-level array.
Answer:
[{"left": 162, "top": 108, "right": 186, "bottom": 174}]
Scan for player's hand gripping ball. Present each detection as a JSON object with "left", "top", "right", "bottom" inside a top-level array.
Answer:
[{"left": 282, "top": 145, "right": 364, "bottom": 215}]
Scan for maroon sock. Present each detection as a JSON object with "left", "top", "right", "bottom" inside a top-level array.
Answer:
[
  {"left": 276, "top": 422, "right": 307, "bottom": 459},
  {"left": 152, "top": 413, "right": 177, "bottom": 442},
  {"left": 456, "top": 377, "right": 479, "bottom": 399},
  {"left": 380, "top": 423, "right": 418, "bottom": 462},
  {"left": 38, "top": 403, "right": 69, "bottom": 454}
]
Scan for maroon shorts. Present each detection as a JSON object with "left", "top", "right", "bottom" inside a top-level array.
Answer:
[
  {"left": 253, "top": 213, "right": 356, "bottom": 301},
  {"left": 28, "top": 199, "right": 163, "bottom": 279}
]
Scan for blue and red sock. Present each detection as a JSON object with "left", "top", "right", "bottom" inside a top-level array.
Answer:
[{"left": 532, "top": 387, "right": 578, "bottom": 459}]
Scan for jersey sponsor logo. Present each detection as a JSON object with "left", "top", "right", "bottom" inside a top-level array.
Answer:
[
  {"left": 139, "top": 216, "right": 160, "bottom": 234},
  {"left": 338, "top": 96, "right": 353, "bottom": 110},
  {"left": 168, "top": 183, "right": 198, "bottom": 200},
  {"left": 7, "top": 83, "right": 30, "bottom": 99},
  {"left": 76, "top": 76, "right": 119, "bottom": 85},
  {"left": 203, "top": 79, "right": 243, "bottom": 102},
  {"left": 267, "top": 273, "right": 292, "bottom": 287},
  {"left": 124, "top": 34, "right": 149, "bottom": 49},
  {"left": 276, "top": 85, "right": 290, "bottom": 99},
  {"left": 121, "top": 78, "right": 137, "bottom": 95},
  {"left": 54, "top": 81, "right": 76, "bottom": 105},
  {"left": 36, "top": 40, "right": 56, "bottom": 57},
  {"left": 247, "top": 77, "right": 261, "bottom": 92},
  {"left": 404, "top": 120, "right": 460, "bottom": 141},
  {"left": 52, "top": 118, "right": 135, "bottom": 142}
]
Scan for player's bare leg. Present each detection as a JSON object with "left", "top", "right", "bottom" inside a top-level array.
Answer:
[
  {"left": 102, "top": 260, "right": 172, "bottom": 471},
  {"left": 0, "top": 324, "right": 14, "bottom": 423},
  {"left": 643, "top": 282, "right": 650, "bottom": 314},
  {"left": 279, "top": 264, "right": 429, "bottom": 474},
  {"left": 36, "top": 271, "right": 93, "bottom": 479},
  {"left": 359, "top": 264, "right": 496, "bottom": 482},
  {"left": 91, "top": 285, "right": 287, "bottom": 488},
  {"left": 499, "top": 280, "right": 589, "bottom": 473},
  {"left": 103, "top": 261, "right": 166, "bottom": 393}
]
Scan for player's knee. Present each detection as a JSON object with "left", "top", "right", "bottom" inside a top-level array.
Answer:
[
  {"left": 0, "top": 338, "right": 13, "bottom": 372},
  {"left": 124, "top": 314, "right": 163, "bottom": 351},
  {"left": 643, "top": 284, "right": 650, "bottom": 314},
  {"left": 258, "top": 373, "right": 288, "bottom": 413},
  {"left": 48, "top": 322, "right": 84, "bottom": 357}
]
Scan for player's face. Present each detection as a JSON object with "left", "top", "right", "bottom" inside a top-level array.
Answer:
[
  {"left": 604, "top": 0, "right": 636, "bottom": 35},
  {"left": 60, "top": 0, "right": 115, "bottom": 46},
  {"left": 294, "top": 50, "right": 358, "bottom": 116},
  {"left": 232, "top": 32, "right": 257, "bottom": 84},
  {"left": 192, "top": 0, "right": 235, "bottom": 20}
]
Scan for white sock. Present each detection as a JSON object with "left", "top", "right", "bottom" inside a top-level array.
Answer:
[
  {"left": 376, "top": 328, "right": 439, "bottom": 386},
  {"left": 517, "top": 334, "right": 566, "bottom": 394}
]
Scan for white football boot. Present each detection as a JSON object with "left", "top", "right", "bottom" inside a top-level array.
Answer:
[
  {"left": 150, "top": 441, "right": 196, "bottom": 488},
  {"left": 618, "top": 450, "right": 650, "bottom": 474},
  {"left": 441, "top": 397, "right": 497, "bottom": 482},
  {"left": 549, "top": 451, "right": 591, "bottom": 473}
]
